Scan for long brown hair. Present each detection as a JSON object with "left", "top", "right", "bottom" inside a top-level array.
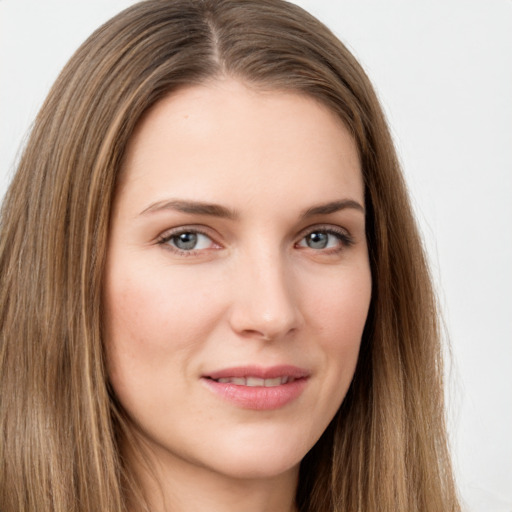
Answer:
[{"left": 0, "top": 1, "right": 460, "bottom": 511}]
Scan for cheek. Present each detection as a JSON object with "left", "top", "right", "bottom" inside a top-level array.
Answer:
[
  {"left": 304, "top": 265, "right": 371, "bottom": 393},
  {"left": 103, "top": 265, "right": 221, "bottom": 399},
  {"left": 307, "top": 265, "right": 371, "bottom": 343},
  {"left": 105, "top": 263, "right": 218, "bottom": 346}
]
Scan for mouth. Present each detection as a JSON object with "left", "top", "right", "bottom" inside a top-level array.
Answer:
[
  {"left": 201, "top": 365, "right": 309, "bottom": 410},
  {"left": 207, "top": 376, "right": 299, "bottom": 387}
]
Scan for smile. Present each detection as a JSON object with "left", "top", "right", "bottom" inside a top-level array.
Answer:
[
  {"left": 212, "top": 376, "right": 296, "bottom": 386},
  {"left": 202, "top": 365, "right": 309, "bottom": 410}
]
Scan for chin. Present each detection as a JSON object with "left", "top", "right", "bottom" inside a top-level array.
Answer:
[
  {"left": 199, "top": 428, "right": 314, "bottom": 481},
  {"left": 213, "top": 453, "right": 301, "bottom": 481}
]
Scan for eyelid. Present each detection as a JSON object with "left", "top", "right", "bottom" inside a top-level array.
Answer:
[
  {"left": 295, "top": 224, "right": 354, "bottom": 250},
  {"left": 154, "top": 223, "right": 354, "bottom": 257},
  {"left": 298, "top": 223, "right": 352, "bottom": 238},
  {"left": 156, "top": 225, "right": 222, "bottom": 255}
]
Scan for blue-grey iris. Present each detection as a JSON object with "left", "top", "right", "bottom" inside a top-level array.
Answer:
[
  {"left": 174, "top": 232, "right": 198, "bottom": 250},
  {"left": 306, "top": 232, "right": 328, "bottom": 249}
]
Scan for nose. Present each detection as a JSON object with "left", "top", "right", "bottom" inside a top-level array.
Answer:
[{"left": 228, "top": 250, "right": 303, "bottom": 341}]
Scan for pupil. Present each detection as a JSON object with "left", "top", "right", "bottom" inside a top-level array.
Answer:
[
  {"left": 175, "top": 232, "right": 197, "bottom": 250},
  {"left": 308, "top": 232, "right": 328, "bottom": 249}
]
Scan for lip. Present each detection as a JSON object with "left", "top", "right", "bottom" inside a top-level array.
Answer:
[{"left": 201, "top": 365, "right": 310, "bottom": 411}]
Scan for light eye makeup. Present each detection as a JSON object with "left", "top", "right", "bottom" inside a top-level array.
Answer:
[
  {"left": 155, "top": 223, "right": 354, "bottom": 257},
  {"left": 295, "top": 225, "right": 354, "bottom": 254},
  {"left": 156, "top": 226, "right": 220, "bottom": 255}
]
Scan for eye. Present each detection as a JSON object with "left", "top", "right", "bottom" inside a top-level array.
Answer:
[
  {"left": 296, "top": 228, "right": 353, "bottom": 251},
  {"left": 158, "top": 229, "right": 217, "bottom": 253}
]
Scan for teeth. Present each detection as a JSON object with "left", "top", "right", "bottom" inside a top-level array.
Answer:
[
  {"left": 264, "top": 377, "right": 282, "bottom": 387},
  {"left": 214, "top": 376, "right": 295, "bottom": 387},
  {"left": 246, "top": 377, "right": 265, "bottom": 387}
]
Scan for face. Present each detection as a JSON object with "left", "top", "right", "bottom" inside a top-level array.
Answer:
[{"left": 104, "top": 79, "right": 371, "bottom": 482}]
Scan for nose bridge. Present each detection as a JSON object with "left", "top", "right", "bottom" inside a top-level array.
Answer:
[{"left": 229, "top": 243, "right": 301, "bottom": 340}]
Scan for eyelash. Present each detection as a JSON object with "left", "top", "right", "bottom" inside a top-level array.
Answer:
[
  {"left": 156, "top": 225, "right": 354, "bottom": 256},
  {"left": 156, "top": 227, "right": 217, "bottom": 256},
  {"left": 295, "top": 226, "right": 354, "bottom": 254}
]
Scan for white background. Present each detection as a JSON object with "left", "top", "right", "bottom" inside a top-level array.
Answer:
[{"left": 1, "top": 1, "right": 511, "bottom": 510}]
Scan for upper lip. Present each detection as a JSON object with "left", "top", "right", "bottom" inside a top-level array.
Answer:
[{"left": 204, "top": 365, "right": 310, "bottom": 380}]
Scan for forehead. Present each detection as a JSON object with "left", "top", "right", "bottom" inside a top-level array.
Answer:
[{"left": 117, "top": 79, "right": 363, "bottom": 215}]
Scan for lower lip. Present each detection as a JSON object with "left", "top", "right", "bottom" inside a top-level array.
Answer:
[{"left": 202, "top": 378, "right": 308, "bottom": 410}]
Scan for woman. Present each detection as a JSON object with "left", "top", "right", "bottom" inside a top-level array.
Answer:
[{"left": 0, "top": 1, "right": 460, "bottom": 511}]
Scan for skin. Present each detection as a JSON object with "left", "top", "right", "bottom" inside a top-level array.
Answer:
[{"left": 104, "top": 78, "right": 372, "bottom": 512}]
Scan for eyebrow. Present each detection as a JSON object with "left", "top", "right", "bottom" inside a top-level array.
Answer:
[
  {"left": 140, "top": 199, "right": 239, "bottom": 219},
  {"left": 139, "top": 198, "right": 365, "bottom": 219},
  {"left": 300, "top": 199, "right": 365, "bottom": 218}
]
